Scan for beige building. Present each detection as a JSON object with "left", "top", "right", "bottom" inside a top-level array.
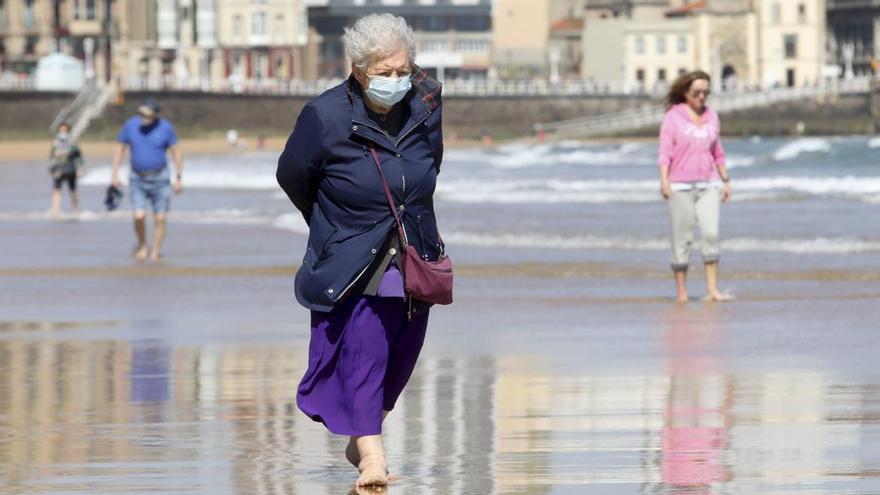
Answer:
[
  {"left": 1, "top": 1, "right": 315, "bottom": 85},
  {"left": 492, "top": 0, "right": 587, "bottom": 79},
  {"left": 0, "top": 0, "right": 130, "bottom": 79},
  {"left": 624, "top": 18, "right": 695, "bottom": 91},
  {"left": 582, "top": 0, "right": 827, "bottom": 91},
  {"left": 754, "top": 0, "right": 827, "bottom": 87},
  {"left": 0, "top": 0, "right": 55, "bottom": 73},
  {"left": 216, "top": 0, "right": 312, "bottom": 81}
]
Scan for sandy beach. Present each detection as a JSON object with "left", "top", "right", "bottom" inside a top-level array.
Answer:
[{"left": 2, "top": 138, "right": 880, "bottom": 494}]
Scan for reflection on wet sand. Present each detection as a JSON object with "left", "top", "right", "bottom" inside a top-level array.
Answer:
[
  {"left": 3, "top": 262, "right": 880, "bottom": 283},
  {"left": 0, "top": 321, "right": 878, "bottom": 494}
]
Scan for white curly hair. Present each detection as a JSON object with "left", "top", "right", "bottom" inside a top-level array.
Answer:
[{"left": 343, "top": 14, "right": 417, "bottom": 70}]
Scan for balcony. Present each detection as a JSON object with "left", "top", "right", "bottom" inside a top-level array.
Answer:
[
  {"left": 327, "top": 0, "right": 490, "bottom": 16},
  {"left": 68, "top": 20, "right": 102, "bottom": 37},
  {"left": 827, "top": 0, "right": 880, "bottom": 9}
]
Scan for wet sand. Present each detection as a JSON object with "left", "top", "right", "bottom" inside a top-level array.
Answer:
[{"left": 2, "top": 158, "right": 880, "bottom": 494}]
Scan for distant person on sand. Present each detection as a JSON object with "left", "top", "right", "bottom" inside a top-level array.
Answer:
[
  {"left": 658, "top": 71, "right": 732, "bottom": 303},
  {"left": 276, "top": 14, "right": 445, "bottom": 488},
  {"left": 49, "top": 122, "right": 84, "bottom": 217},
  {"left": 110, "top": 98, "right": 183, "bottom": 261}
]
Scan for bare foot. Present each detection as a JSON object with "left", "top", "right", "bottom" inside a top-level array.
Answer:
[
  {"left": 676, "top": 293, "right": 689, "bottom": 303},
  {"left": 148, "top": 251, "right": 162, "bottom": 261},
  {"left": 133, "top": 245, "right": 148, "bottom": 261},
  {"left": 703, "top": 291, "right": 734, "bottom": 302},
  {"left": 356, "top": 453, "right": 388, "bottom": 487},
  {"left": 349, "top": 487, "right": 388, "bottom": 495},
  {"left": 347, "top": 439, "right": 398, "bottom": 480}
]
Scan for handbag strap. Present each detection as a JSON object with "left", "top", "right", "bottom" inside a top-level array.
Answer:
[{"left": 368, "top": 144, "right": 409, "bottom": 245}]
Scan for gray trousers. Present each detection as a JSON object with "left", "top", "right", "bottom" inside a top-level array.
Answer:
[{"left": 667, "top": 187, "right": 721, "bottom": 272}]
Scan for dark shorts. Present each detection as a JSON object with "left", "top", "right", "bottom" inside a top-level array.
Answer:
[{"left": 53, "top": 173, "right": 77, "bottom": 191}]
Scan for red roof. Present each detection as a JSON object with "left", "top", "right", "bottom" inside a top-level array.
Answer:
[
  {"left": 665, "top": 0, "right": 707, "bottom": 16},
  {"left": 550, "top": 18, "right": 585, "bottom": 33}
]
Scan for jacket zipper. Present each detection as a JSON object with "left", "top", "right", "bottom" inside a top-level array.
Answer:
[
  {"left": 335, "top": 253, "right": 376, "bottom": 302},
  {"left": 352, "top": 111, "right": 432, "bottom": 317},
  {"left": 355, "top": 112, "right": 430, "bottom": 200},
  {"left": 352, "top": 110, "right": 431, "bottom": 149}
]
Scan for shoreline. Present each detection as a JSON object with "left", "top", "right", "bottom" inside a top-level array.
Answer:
[{"left": 0, "top": 135, "right": 668, "bottom": 162}]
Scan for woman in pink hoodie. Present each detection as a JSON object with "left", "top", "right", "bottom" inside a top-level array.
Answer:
[{"left": 658, "top": 71, "right": 732, "bottom": 303}]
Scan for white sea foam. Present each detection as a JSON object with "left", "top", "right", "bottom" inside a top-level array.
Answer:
[
  {"left": 772, "top": 138, "right": 831, "bottom": 161},
  {"left": 436, "top": 176, "right": 880, "bottom": 204},
  {"left": 81, "top": 152, "right": 279, "bottom": 189},
  {"left": 476, "top": 142, "right": 655, "bottom": 168},
  {"left": 725, "top": 155, "right": 757, "bottom": 168},
  {"left": 869, "top": 137, "right": 880, "bottom": 149}
]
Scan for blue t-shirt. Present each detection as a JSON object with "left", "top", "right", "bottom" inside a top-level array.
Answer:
[{"left": 117, "top": 117, "right": 178, "bottom": 172}]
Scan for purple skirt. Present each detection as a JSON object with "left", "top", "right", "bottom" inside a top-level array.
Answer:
[{"left": 296, "top": 295, "right": 429, "bottom": 436}]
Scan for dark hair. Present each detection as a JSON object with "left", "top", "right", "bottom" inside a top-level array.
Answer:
[
  {"left": 666, "top": 70, "right": 711, "bottom": 109},
  {"left": 58, "top": 122, "right": 71, "bottom": 132}
]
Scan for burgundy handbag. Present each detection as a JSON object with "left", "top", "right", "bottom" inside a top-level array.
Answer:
[{"left": 369, "top": 145, "right": 453, "bottom": 305}]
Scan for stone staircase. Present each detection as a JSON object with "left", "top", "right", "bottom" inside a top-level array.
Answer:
[{"left": 50, "top": 79, "right": 115, "bottom": 139}]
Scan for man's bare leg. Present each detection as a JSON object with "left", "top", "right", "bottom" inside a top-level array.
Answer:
[
  {"left": 70, "top": 190, "right": 79, "bottom": 213},
  {"left": 133, "top": 211, "right": 148, "bottom": 260},
  {"left": 150, "top": 214, "right": 166, "bottom": 261}
]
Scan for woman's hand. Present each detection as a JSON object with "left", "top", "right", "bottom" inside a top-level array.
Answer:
[
  {"left": 722, "top": 182, "right": 731, "bottom": 203},
  {"left": 660, "top": 181, "right": 672, "bottom": 200}
]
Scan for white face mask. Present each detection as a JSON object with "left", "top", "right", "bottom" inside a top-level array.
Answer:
[
  {"left": 56, "top": 132, "right": 70, "bottom": 141},
  {"left": 365, "top": 74, "right": 412, "bottom": 108}
]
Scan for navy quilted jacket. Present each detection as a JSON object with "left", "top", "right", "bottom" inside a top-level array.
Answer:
[{"left": 276, "top": 68, "right": 444, "bottom": 312}]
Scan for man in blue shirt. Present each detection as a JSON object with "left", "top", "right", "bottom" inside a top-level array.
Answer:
[{"left": 111, "top": 98, "right": 184, "bottom": 261}]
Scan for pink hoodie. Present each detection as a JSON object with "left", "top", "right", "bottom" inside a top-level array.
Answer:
[{"left": 657, "top": 103, "right": 726, "bottom": 183}]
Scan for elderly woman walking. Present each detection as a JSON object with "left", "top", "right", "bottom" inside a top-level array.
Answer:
[
  {"left": 658, "top": 70, "right": 732, "bottom": 303},
  {"left": 276, "top": 14, "right": 445, "bottom": 487}
]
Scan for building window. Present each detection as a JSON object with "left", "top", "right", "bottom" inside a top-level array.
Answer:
[
  {"left": 798, "top": 3, "right": 806, "bottom": 23},
  {"left": 255, "top": 53, "right": 268, "bottom": 80},
  {"left": 22, "top": 0, "right": 35, "bottom": 28},
  {"left": 771, "top": 2, "right": 781, "bottom": 23},
  {"left": 25, "top": 35, "right": 38, "bottom": 54},
  {"left": 274, "top": 15, "right": 285, "bottom": 42},
  {"left": 677, "top": 35, "right": 687, "bottom": 54},
  {"left": 275, "top": 53, "right": 287, "bottom": 79},
  {"left": 635, "top": 36, "right": 644, "bottom": 55},
  {"left": 658, "top": 68, "right": 667, "bottom": 81},
  {"left": 423, "top": 40, "right": 448, "bottom": 52},
  {"left": 0, "top": 0, "right": 6, "bottom": 29},
  {"left": 453, "top": 16, "right": 490, "bottom": 32},
  {"left": 454, "top": 40, "right": 489, "bottom": 53},
  {"left": 656, "top": 36, "right": 666, "bottom": 54},
  {"left": 784, "top": 34, "right": 797, "bottom": 59},
  {"left": 636, "top": 68, "right": 645, "bottom": 82},
  {"left": 233, "top": 15, "right": 243, "bottom": 41},
  {"left": 74, "top": 0, "right": 97, "bottom": 21},
  {"left": 252, "top": 12, "right": 267, "bottom": 36},
  {"left": 422, "top": 16, "right": 448, "bottom": 32},
  {"left": 679, "top": 67, "right": 687, "bottom": 76}
]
